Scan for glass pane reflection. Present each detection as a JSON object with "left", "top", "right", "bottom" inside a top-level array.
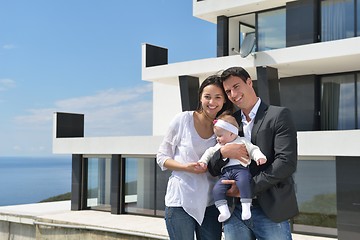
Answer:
[
  {"left": 358, "top": 73, "right": 360, "bottom": 128},
  {"left": 87, "top": 157, "right": 111, "bottom": 210},
  {"left": 321, "top": 74, "right": 355, "bottom": 130},
  {"left": 125, "top": 157, "right": 156, "bottom": 215},
  {"left": 294, "top": 159, "right": 337, "bottom": 234},
  {"left": 321, "top": 0, "right": 355, "bottom": 41},
  {"left": 257, "top": 8, "right": 286, "bottom": 51},
  {"left": 124, "top": 157, "right": 170, "bottom": 216}
]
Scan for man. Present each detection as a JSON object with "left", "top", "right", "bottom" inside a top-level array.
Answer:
[{"left": 208, "top": 67, "right": 298, "bottom": 240}]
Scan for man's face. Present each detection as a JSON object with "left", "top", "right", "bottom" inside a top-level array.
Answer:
[{"left": 223, "top": 75, "right": 253, "bottom": 110}]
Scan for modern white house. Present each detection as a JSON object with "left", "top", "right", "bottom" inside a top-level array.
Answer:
[{"left": 52, "top": 1, "right": 360, "bottom": 239}]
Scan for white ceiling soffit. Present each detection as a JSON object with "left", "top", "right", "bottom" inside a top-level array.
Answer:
[
  {"left": 193, "top": 0, "right": 296, "bottom": 23},
  {"left": 142, "top": 37, "right": 360, "bottom": 83}
]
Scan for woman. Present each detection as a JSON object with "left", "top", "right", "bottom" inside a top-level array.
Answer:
[{"left": 157, "top": 75, "right": 233, "bottom": 240}]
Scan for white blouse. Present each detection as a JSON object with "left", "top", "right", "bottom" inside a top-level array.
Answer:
[{"left": 157, "top": 111, "right": 218, "bottom": 225}]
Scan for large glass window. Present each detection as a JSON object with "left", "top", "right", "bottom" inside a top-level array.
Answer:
[
  {"left": 239, "top": 23, "right": 256, "bottom": 57},
  {"left": 357, "top": 0, "right": 360, "bottom": 36},
  {"left": 321, "top": 0, "right": 355, "bottom": 41},
  {"left": 87, "top": 157, "right": 111, "bottom": 210},
  {"left": 124, "top": 157, "right": 170, "bottom": 216},
  {"left": 321, "top": 74, "right": 356, "bottom": 130},
  {"left": 293, "top": 158, "right": 337, "bottom": 237},
  {"left": 229, "top": 14, "right": 255, "bottom": 56},
  {"left": 357, "top": 73, "right": 360, "bottom": 128},
  {"left": 257, "top": 8, "right": 286, "bottom": 51}
]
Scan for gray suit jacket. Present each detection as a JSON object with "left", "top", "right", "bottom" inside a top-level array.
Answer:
[{"left": 209, "top": 102, "right": 299, "bottom": 222}]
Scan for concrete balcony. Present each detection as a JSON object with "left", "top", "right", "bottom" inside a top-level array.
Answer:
[{"left": 0, "top": 201, "right": 337, "bottom": 240}]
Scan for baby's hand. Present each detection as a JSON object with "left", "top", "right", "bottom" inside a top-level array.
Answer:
[
  {"left": 187, "top": 162, "right": 207, "bottom": 174},
  {"left": 256, "top": 158, "right": 267, "bottom": 166},
  {"left": 198, "top": 162, "right": 208, "bottom": 170}
]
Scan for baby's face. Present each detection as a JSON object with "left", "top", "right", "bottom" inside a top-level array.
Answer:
[{"left": 214, "top": 127, "right": 235, "bottom": 145}]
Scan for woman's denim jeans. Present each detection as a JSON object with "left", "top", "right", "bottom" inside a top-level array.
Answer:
[{"left": 165, "top": 205, "right": 222, "bottom": 240}]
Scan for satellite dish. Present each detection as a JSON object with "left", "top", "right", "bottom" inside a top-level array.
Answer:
[{"left": 239, "top": 32, "right": 255, "bottom": 58}]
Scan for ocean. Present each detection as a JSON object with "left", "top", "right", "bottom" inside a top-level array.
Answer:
[
  {"left": 0, "top": 156, "right": 336, "bottom": 210},
  {"left": 0, "top": 156, "right": 72, "bottom": 207}
]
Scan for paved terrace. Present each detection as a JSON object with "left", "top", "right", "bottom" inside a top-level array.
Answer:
[{"left": 0, "top": 201, "right": 336, "bottom": 240}]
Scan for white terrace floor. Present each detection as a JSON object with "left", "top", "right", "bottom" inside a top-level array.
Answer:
[{"left": 0, "top": 201, "right": 336, "bottom": 240}]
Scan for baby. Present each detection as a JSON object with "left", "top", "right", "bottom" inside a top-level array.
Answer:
[{"left": 199, "top": 113, "right": 267, "bottom": 222}]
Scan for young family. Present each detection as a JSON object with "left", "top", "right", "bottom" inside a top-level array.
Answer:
[{"left": 156, "top": 66, "right": 299, "bottom": 240}]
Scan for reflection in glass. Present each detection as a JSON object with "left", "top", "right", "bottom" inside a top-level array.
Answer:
[
  {"left": 87, "top": 157, "right": 111, "bottom": 210},
  {"left": 358, "top": 73, "right": 360, "bottom": 128},
  {"left": 257, "top": 8, "right": 285, "bottom": 51},
  {"left": 156, "top": 164, "right": 171, "bottom": 216},
  {"left": 321, "top": 0, "right": 355, "bottom": 41},
  {"left": 125, "top": 157, "right": 154, "bottom": 215},
  {"left": 124, "top": 157, "right": 170, "bottom": 216},
  {"left": 358, "top": 0, "right": 360, "bottom": 36},
  {"left": 293, "top": 159, "right": 337, "bottom": 235},
  {"left": 321, "top": 74, "right": 355, "bottom": 130},
  {"left": 239, "top": 23, "right": 256, "bottom": 55}
]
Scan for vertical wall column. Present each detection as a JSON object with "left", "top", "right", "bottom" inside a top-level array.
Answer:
[
  {"left": 110, "top": 154, "right": 124, "bottom": 214},
  {"left": 286, "top": 0, "right": 319, "bottom": 47},
  {"left": 71, "top": 154, "right": 81, "bottom": 210},
  {"left": 336, "top": 156, "right": 360, "bottom": 239},
  {"left": 144, "top": 43, "right": 168, "bottom": 67},
  {"left": 54, "top": 112, "right": 86, "bottom": 211},
  {"left": 55, "top": 112, "right": 84, "bottom": 138},
  {"left": 71, "top": 154, "right": 87, "bottom": 210},
  {"left": 256, "top": 66, "right": 281, "bottom": 106},
  {"left": 217, "top": 15, "right": 229, "bottom": 57},
  {"left": 179, "top": 75, "right": 199, "bottom": 111},
  {"left": 279, "top": 75, "right": 320, "bottom": 131}
]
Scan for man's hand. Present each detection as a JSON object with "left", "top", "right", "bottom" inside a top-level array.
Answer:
[
  {"left": 220, "top": 143, "right": 249, "bottom": 165},
  {"left": 222, "top": 179, "right": 240, "bottom": 197}
]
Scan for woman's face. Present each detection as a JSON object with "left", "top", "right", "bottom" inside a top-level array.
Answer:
[{"left": 200, "top": 84, "right": 226, "bottom": 119}]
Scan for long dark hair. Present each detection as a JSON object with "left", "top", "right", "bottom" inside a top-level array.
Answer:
[{"left": 196, "top": 75, "right": 233, "bottom": 116}]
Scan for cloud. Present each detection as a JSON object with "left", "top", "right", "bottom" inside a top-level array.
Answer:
[
  {"left": 9, "top": 83, "right": 153, "bottom": 156},
  {"left": 55, "top": 83, "right": 152, "bottom": 110},
  {"left": 12, "top": 145, "right": 22, "bottom": 151},
  {"left": 15, "top": 83, "right": 153, "bottom": 136},
  {"left": 0, "top": 78, "right": 16, "bottom": 91},
  {"left": 2, "top": 44, "right": 16, "bottom": 49}
]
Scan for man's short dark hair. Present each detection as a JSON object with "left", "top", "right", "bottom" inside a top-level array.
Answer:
[{"left": 220, "top": 67, "right": 250, "bottom": 83}]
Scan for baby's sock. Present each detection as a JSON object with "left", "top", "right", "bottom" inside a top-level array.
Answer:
[
  {"left": 241, "top": 202, "right": 251, "bottom": 220},
  {"left": 217, "top": 204, "right": 231, "bottom": 222}
]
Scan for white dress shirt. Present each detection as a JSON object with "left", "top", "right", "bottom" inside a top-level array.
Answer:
[{"left": 241, "top": 98, "right": 261, "bottom": 141}]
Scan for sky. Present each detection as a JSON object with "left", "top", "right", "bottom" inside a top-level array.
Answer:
[{"left": 0, "top": 0, "right": 217, "bottom": 157}]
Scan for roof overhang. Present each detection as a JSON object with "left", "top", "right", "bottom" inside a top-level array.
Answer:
[
  {"left": 193, "top": 0, "right": 296, "bottom": 23},
  {"left": 142, "top": 37, "right": 360, "bottom": 84}
]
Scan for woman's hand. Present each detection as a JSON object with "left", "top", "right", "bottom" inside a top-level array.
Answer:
[
  {"left": 222, "top": 179, "right": 240, "bottom": 197},
  {"left": 185, "top": 162, "right": 207, "bottom": 174},
  {"left": 220, "top": 143, "right": 249, "bottom": 165},
  {"left": 164, "top": 159, "right": 207, "bottom": 173}
]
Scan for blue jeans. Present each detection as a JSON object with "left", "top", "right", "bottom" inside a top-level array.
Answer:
[
  {"left": 165, "top": 205, "right": 222, "bottom": 240},
  {"left": 224, "top": 204, "right": 292, "bottom": 240}
]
